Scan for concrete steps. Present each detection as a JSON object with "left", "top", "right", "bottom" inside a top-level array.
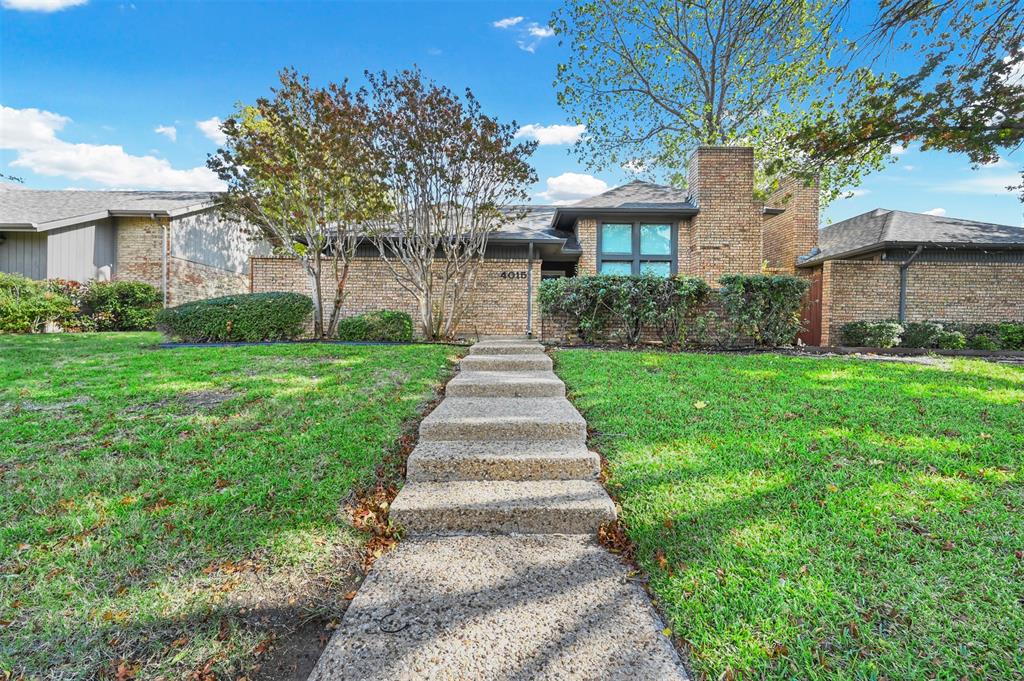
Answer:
[
  {"left": 406, "top": 440, "right": 599, "bottom": 481},
  {"left": 419, "top": 397, "right": 586, "bottom": 442},
  {"left": 389, "top": 338, "right": 615, "bottom": 537},
  {"left": 389, "top": 480, "right": 615, "bottom": 534},
  {"left": 445, "top": 370, "right": 565, "bottom": 398}
]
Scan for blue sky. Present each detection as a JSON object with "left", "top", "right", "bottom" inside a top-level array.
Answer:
[{"left": 1, "top": 0, "right": 1021, "bottom": 226}]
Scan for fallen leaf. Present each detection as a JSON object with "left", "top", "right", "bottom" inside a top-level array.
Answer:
[{"left": 693, "top": 401, "right": 707, "bottom": 410}]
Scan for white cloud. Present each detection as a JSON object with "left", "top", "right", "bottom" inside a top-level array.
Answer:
[
  {"left": 1, "top": 0, "right": 86, "bottom": 11},
  {"left": 536, "top": 172, "right": 609, "bottom": 204},
  {"left": 902, "top": 165, "right": 915, "bottom": 171},
  {"left": 154, "top": 124, "right": 177, "bottom": 142},
  {"left": 515, "top": 123, "right": 585, "bottom": 146},
  {"left": 922, "top": 207, "right": 947, "bottom": 216},
  {"left": 621, "top": 158, "right": 648, "bottom": 174},
  {"left": 0, "top": 105, "right": 224, "bottom": 190},
  {"left": 492, "top": 16, "right": 523, "bottom": 29},
  {"left": 527, "top": 24, "right": 555, "bottom": 38},
  {"left": 889, "top": 143, "right": 908, "bottom": 156},
  {"left": 942, "top": 173, "right": 1021, "bottom": 194},
  {"left": 196, "top": 116, "right": 227, "bottom": 145},
  {"left": 843, "top": 188, "right": 871, "bottom": 198}
]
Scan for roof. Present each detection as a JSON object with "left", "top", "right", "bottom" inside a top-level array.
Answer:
[
  {"left": 0, "top": 187, "right": 218, "bottom": 232},
  {"left": 568, "top": 180, "right": 694, "bottom": 210},
  {"left": 799, "top": 208, "right": 1024, "bottom": 267}
]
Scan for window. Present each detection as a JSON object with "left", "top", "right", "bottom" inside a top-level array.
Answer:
[{"left": 597, "top": 221, "right": 675, "bottom": 276}]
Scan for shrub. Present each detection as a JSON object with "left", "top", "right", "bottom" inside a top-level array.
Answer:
[
  {"left": 156, "top": 292, "right": 313, "bottom": 342},
  {"left": 840, "top": 321, "right": 904, "bottom": 348},
  {"left": 538, "top": 275, "right": 709, "bottom": 345},
  {"left": 337, "top": 310, "right": 414, "bottom": 342},
  {"left": 46, "top": 278, "right": 94, "bottom": 332},
  {"left": 998, "top": 323, "right": 1024, "bottom": 351},
  {"left": 81, "top": 280, "right": 161, "bottom": 331},
  {"left": 936, "top": 330, "right": 967, "bottom": 349},
  {"left": 718, "top": 274, "right": 809, "bottom": 347},
  {"left": 967, "top": 334, "right": 1000, "bottom": 351},
  {"left": 0, "top": 273, "right": 75, "bottom": 334},
  {"left": 901, "top": 321, "right": 944, "bottom": 348}
]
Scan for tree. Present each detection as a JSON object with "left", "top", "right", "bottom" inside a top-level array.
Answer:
[
  {"left": 207, "top": 69, "right": 388, "bottom": 337},
  {"left": 792, "top": 0, "right": 1024, "bottom": 198},
  {"left": 362, "top": 69, "right": 537, "bottom": 341},
  {"left": 552, "top": 0, "right": 884, "bottom": 199}
]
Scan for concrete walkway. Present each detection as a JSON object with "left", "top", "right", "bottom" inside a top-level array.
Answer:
[{"left": 309, "top": 339, "right": 688, "bottom": 680}]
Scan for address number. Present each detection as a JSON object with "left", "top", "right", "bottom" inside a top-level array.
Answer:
[{"left": 500, "top": 271, "right": 528, "bottom": 280}]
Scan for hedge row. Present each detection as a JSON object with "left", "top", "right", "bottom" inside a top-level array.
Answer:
[
  {"left": 155, "top": 292, "right": 313, "bottom": 342},
  {"left": 840, "top": 320, "right": 1024, "bottom": 350},
  {"left": 539, "top": 273, "right": 809, "bottom": 347},
  {"left": 337, "top": 310, "right": 413, "bottom": 342},
  {"left": 0, "top": 274, "right": 160, "bottom": 334}
]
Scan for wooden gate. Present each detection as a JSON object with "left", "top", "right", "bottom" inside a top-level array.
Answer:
[{"left": 798, "top": 268, "right": 823, "bottom": 346}]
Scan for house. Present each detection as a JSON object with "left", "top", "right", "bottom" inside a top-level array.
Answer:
[{"left": 0, "top": 187, "right": 262, "bottom": 305}]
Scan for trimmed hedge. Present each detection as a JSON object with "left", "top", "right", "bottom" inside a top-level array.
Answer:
[
  {"left": 0, "top": 273, "right": 74, "bottom": 334},
  {"left": 718, "top": 274, "right": 810, "bottom": 347},
  {"left": 82, "top": 280, "right": 161, "bottom": 331},
  {"left": 842, "top": 319, "right": 1024, "bottom": 350},
  {"left": 337, "top": 310, "right": 414, "bottom": 342},
  {"left": 156, "top": 292, "right": 313, "bottom": 342}
]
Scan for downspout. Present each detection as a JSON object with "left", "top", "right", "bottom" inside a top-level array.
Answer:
[
  {"left": 526, "top": 242, "right": 534, "bottom": 338},
  {"left": 897, "top": 245, "right": 923, "bottom": 323},
  {"left": 156, "top": 213, "right": 168, "bottom": 307}
]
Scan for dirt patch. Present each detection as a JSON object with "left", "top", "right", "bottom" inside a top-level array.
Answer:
[
  {"left": 4, "top": 396, "right": 91, "bottom": 415},
  {"left": 180, "top": 389, "right": 238, "bottom": 412},
  {"left": 249, "top": 614, "right": 340, "bottom": 681}
]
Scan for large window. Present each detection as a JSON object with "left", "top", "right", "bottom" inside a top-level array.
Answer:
[{"left": 597, "top": 222, "right": 675, "bottom": 276}]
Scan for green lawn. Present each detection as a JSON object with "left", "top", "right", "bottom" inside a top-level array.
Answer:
[
  {"left": 555, "top": 350, "right": 1024, "bottom": 680},
  {"left": 0, "top": 333, "right": 459, "bottom": 679}
]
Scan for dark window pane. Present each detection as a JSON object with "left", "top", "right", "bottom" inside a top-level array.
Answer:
[
  {"left": 640, "top": 224, "right": 672, "bottom": 255},
  {"left": 640, "top": 260, "right": 671, "bottom": 277},
  {"left": 599, "top": 260, "right": 633, "bottom": 275},
  {"left": 601, "top": 224, "right": 632, "bottom": 254}
]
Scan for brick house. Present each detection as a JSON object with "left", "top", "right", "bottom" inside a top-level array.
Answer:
[{"left": 0, "top": 188, "right": 264, "bottom": 305}]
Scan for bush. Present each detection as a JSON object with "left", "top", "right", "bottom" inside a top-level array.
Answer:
[
  {"left": 901, "top": 321, "right": 944, "bottom": 348},
  {"left": 81, "top": 280, "right": 161, "bottom": 331},
  {"left": 337, "top": 310, "right": 414, "bottom": 342},
  {"left": 0, "top": 273, "right": 75, "bottom": 334},
  {"left": 999, "top": 323, "right": 1024, "bottom": 350},
  {"left": 718, "top": 274, "right": 810, "bottom": 347},
  {"left": 538, "top": 275, "right": 709, "bottom": 345},
  {"left": 840, "top": 320, "right": 904, "bottom": 348},
  {"left": 156, "top": 292, "right": 313, "bottom": 342},
  {"left": 967, "top": 334, "right": 1000, "bottom": 351},
  {"left": 936, "top": 330, "right": 966, "bottom": 349}
]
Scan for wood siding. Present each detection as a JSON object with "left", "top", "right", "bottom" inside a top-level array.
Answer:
[{"left": 0, "top": 231, "right": 47, "bottom": 279}]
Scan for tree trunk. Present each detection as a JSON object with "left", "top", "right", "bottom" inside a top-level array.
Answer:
[
  {"left": 305, "top": 257, "right": 325, "bottom": 338},
  {"left": 325, "top": 259, "right": 352, "bottom": 338}
]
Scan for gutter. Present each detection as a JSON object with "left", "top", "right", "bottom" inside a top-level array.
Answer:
[
  {"left": 526, "top": 242, "right": 534, "bottom": 337},
  {"left": 897, "top": 244, "right": 923, "bottom": 323}
]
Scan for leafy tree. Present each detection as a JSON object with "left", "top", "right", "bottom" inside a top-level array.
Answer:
[
  {"left": 208, "top": 69, "right": 388, "bottom": 337},
  {"left": 363, "top": 69, "right": 537, "bottom": 341},
  {"left": 552, "top": 0, "right": 885, "bottom": 199},
  {"left": 793, "top": 0, "right": 1023, "bottom": 199}
]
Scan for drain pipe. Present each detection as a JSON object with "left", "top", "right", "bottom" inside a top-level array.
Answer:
[
  {"left": 897, "top": 245, "right": 923, "bottom": 323},
  {"left": 526, "top": 242, "right": 534, "bottom": 338},
  {"left": 156, "top": 213, "right": 168, "bottom": 307}
]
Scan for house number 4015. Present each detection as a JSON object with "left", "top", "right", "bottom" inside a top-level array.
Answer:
[{"left": 500, "top": 271, "right": 527, "bottom": 280}]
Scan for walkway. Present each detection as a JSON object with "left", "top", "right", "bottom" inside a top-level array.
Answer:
[{"left": 309, "top": 339, "right": 688, "bottom": 680}]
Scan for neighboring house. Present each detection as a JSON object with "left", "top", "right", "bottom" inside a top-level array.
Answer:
[
  {"left": 0, "top": 187, "right": 262, "bottom": 305},
  {"left": 795, "top": 208, "right": 1024, "bottom": 345}
]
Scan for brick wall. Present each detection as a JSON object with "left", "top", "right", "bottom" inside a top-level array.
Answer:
[
  {"left": 685, "top": 146, "right": 763, "bottom": 282},
  {"left": 576, "top": 219, "right": 598, "bottom": 275},
  {"left": 168, "top": 258, "right": 248, "bottom": 305},
  {"left": 819, "top": 260, "right": 1024, "bottom": 344},
  {"left": 251, "top": 256, "right": 541, "bottom": 338},
  {"left": 763, "top": 176, "right": 820, "bottom": 274},
  {"left": 114, "top": 216, "right": 166, "bottom": 290}
]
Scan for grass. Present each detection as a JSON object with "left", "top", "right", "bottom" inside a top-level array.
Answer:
[
  {"left": 554, "top": 350, "right": 1024, "bottom": 680},
  {"left": 0, "top": 332, "right": 460, "bottom": 679}
]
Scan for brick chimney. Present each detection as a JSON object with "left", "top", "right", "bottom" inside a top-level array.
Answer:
[
  {"left": 762, "top": 176, "right": 820, "bottom": 274},
  {"left": 685, "top": 146, "right": 762, "bottom": 283}
]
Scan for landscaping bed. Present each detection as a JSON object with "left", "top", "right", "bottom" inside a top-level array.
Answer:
[
  {"left": 0, "top": 333, "right": 460, "bottom": 679},
  {"left": 555, "top": 349, "right": 1024, "bottom": 680}
]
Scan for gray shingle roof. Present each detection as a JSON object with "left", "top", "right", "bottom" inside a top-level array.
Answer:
[
  {"left": 0, "top": 188, "right": 217, "bottom": 231},
  {"left": 800, "top": 208, "right": 1024, "bottom": 266},
  {"left": 568, "top": 180, "right": 694, "bottom": 210}
]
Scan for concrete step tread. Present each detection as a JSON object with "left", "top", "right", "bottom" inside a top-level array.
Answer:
[
  {"left": 419, "top": 397, "right": 586, "bottom": 441},
  {"left": 389, "top": 480, "right": 616, "bottom": 534},
  {"left": 406, "top": 440, "right": 599, "bottom": 481},
  {"left": 459, "top": 354, "right": 552, "bottom": 372},
  {"left": 469, "top": 341, "right": 546, "bottom": 355},
  {"left": 446, "top": 370, "right": 565, "bottom": 397}
]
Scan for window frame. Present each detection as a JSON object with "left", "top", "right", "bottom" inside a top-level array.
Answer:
[{"left": 596, "top": 220, "right": 677, "bottom": 276}]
